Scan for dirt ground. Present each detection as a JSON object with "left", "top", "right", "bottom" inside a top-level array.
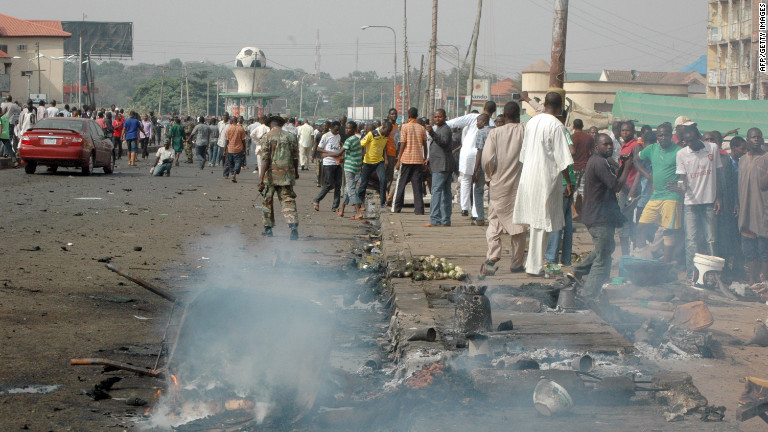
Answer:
[{"left": 1, "top": 158, "right": 767, "bottom": 431}]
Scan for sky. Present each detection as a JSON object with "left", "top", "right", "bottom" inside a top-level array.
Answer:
[{"left": 11, "top": 0, "right": 707, "bottom": 79}]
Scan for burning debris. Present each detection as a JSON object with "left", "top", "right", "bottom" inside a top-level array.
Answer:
[{"left": 143, "top": 287, "right": 334, "bottom": 429}]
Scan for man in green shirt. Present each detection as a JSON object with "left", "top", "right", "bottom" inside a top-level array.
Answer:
[
  {"left": 0, "top": 107, "right": 19, "bottom": 167},
  {"left": 338, "top": 121, "right": 363, "bottom": 219},
  {"left": 636, "top": 123, "right": 683, "bottom": 263},
  {"left": 259, "top": 115, "right": 300, "bottom": 240}
]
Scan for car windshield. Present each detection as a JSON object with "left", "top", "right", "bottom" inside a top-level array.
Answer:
[{"left": 33, "top": 119, "right": 85, "bottom": 133}]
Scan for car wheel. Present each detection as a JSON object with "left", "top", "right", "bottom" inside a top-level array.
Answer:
[
  {"left": 103, "top": 153, "right": 115, "bottom": 174},
  {"left": 24, "top": 161, "right": 37, "bottom": 174},
  {"left": 82, "top": 153, "right": 94, "bottom": 176}
]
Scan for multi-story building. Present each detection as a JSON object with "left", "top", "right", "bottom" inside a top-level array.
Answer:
[
  {"left": 706, "top": 0, "right": 768, "bottom": 99},
  {"left": 0, "top": 13, "right": 70, "bottom": 103}
]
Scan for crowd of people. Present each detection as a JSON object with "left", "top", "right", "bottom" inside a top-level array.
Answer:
[
  {"left": 2, "top": 92, "right": 767, "bottom": 299},
  {"left": 292, "top": 90, "right": 768, "bottom": 301}
]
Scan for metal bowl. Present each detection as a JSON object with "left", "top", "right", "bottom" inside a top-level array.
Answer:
[{"left": 533, "top": 378, "right": 574, "bottom": 416}]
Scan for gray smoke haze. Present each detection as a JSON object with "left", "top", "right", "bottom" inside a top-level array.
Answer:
[{"left": 143, "top": 229, "right": 335, "bottom": 429}]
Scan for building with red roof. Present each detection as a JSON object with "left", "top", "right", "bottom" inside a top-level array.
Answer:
[{"left": 0, "top": 13, "right": 70, "bottom": 101}]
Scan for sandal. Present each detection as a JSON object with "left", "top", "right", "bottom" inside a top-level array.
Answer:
[
  {"left": 350, "top": 215, "right": 363, "bottom": 220},
  {"left": 313, "top": 202, "right": 320, "bottom": 211}
]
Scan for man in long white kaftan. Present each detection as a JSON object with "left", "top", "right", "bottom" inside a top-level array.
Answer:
[{"left": 512, "top": 92, "right": 574, "bottom": 276}]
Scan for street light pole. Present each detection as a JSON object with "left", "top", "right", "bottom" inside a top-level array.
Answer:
[
  {"left": 361, "top": 25, "right": 396, "bottom": 122},
  {"left": 437, "top": 44, "right": 460, "bottom": 117}
]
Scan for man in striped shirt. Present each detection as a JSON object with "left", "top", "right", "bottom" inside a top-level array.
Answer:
[
  {"left": 394, "top": 107, "right": 429, "bottom": 214},
  {"left": 339, "top": 121, "right": 363, "bottom": 219}
]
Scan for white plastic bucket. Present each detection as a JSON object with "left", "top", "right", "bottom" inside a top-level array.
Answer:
[{"left": 693, "top": 253, "right": 725, "bottom": 288}]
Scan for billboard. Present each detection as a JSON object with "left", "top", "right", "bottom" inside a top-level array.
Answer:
[
  {"left": 471, "top": 79, "right": 490, "bottom": 101},
  {"left": 347, "top": 106, "right": 374, "bottom": 120},
  {"left": 62, "top": 22, "right": 133, "bottom": 59}
]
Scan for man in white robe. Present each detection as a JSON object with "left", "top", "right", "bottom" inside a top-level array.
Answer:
[
  {"left": 512, "top": 92, "right": 574, "bottom": 276},
  {"left": 446, "top": 101, "right": 497, "bottom": 220}
]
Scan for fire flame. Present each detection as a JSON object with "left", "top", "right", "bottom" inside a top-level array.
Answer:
[{"left": 170, "top": 374, "right": 178, "bottom": 387}]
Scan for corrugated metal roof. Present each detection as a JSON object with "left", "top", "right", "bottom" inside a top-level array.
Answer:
[
  {"left": 565, "top": 72, "right": 601, "bottom": 82},
  {"left": 602, "top": 70, "right": 705, "bottom": 85},
  {"left": 0, "top": 14, "right": 70, "bottom": 37}
]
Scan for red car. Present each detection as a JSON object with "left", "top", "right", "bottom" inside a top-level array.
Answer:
[{"left": 19, "top": 117, "right": 114, "bottom": 175}]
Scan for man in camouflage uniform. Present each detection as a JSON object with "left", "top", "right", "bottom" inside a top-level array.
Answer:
[
  {"left": 183, "top": 116, "right": 196, "bottom": 163},
  {"left": 259, "top": 115, "right": 300, "bottom": 240}
]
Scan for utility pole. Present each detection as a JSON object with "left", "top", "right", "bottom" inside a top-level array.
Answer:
[
  {"left": 158, "top": 67, "right": 165, "bottom": 116},
  {"left": 403, "top": 0, "right": 410, "bottom": 113},
  {"left": 441, "top": 74, "right": 445, "bottom": 108},
  {"left": 313, "top": 92, "right": 321, "bottom": 119},
  {"left": 415, "top": 55, "right": 424, "bottom": 114},
  {"left": 427, "top": 0, "right": 438, "bottom": 116},
  {"left": 315, "top": 29, "right": 321, "bottom": 76},
  {"left": 549, "top": 0, "right": 569, "bottom": 89},
  {"left": 466, "top": 0, "right": 482, "bottom": 114},
  {"left": 206, "top": 80, "right": 210, "bottom": 117},
  {"left": 178, "top": 72, "right": 184, "bottom": 115},
  {"left": 185, "top": 65, "right": 191, "bottom": 116},
  {"left": 36, "top": 42, "right": 42, "bottom": 94},
  {"left": 78, "top": 14, "right": 85, "bottom": 108}
]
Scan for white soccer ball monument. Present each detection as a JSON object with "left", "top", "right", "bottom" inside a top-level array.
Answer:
[{"left": 235, "top": 47, "right": 266, "bottom": 68}]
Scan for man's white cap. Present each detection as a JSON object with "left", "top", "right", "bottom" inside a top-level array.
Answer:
[{"left": 674, "top": 115, "right": 696, "bottom": 127}]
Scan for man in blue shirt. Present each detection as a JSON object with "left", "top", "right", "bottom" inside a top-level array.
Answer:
[{"left": 122, "top": 111, "right": 142, "bottom": 167}]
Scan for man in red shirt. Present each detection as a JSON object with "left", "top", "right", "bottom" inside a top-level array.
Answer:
[
  {"left": 224, "top": 116, "right": 247, "bottom": 183},
  {"left": 113, "top": 112, "right": 125, "bottom": 160},
  {"left": 617, "top": 121, "right": 639, "bottom": 255},
  {"left": 570, "top": 119, "right": 593, "bottom": 214}
]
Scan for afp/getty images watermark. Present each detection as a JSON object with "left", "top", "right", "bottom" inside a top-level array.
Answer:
[{"left": 761, "top": 2, "right": 767, "bottom": 73}]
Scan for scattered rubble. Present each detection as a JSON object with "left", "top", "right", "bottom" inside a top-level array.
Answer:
[
  {"left": 652, "top": 372, "right": 708, "bottom": 421},
  {"left": 84, "top": 377, "right": 122, "bottom": 401}
]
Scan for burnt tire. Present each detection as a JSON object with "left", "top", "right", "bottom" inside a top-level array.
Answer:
[{"left": 24, "top": 161, "right": 37, "bottom": 174}]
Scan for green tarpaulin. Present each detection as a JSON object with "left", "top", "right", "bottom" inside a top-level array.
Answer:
[{"left": 612, "top": 91, "right": 768, "bottom": 134}]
